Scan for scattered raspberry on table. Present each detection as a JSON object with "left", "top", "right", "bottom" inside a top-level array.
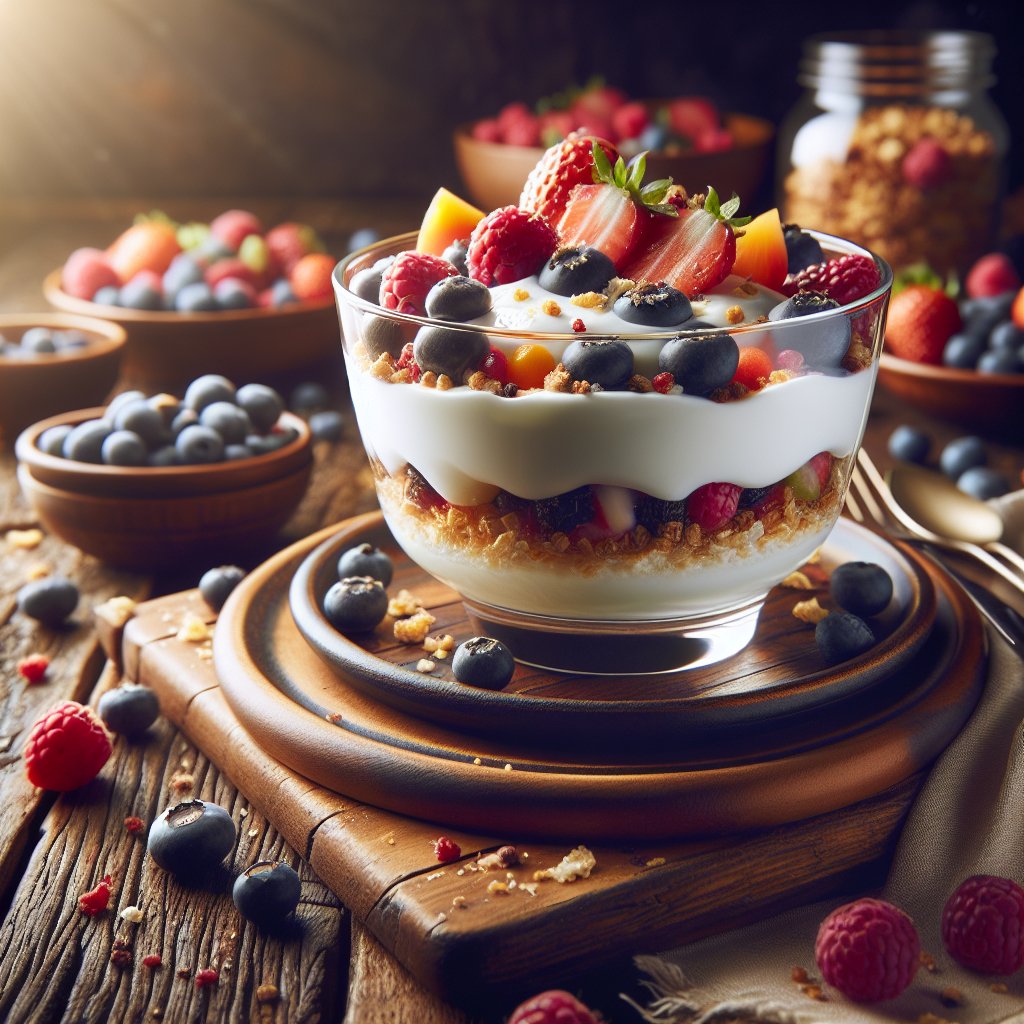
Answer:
[
  {"left": 16, "top": 653, "right": 50, "bottom": 684},
  {"left": 507, "top": 989, "right": 600, "bottom": 1024},
  {"left": 432, "top": 836, "right": 461, "bottom": 863},
  {"left": 78, "top": 874, "right": 113, "bottom": 917},
  {"left": 942, "top": 875, "right": 1024, "bottom": 976},
  {"left": 195, "top": 967, "right": 219, "bottom": 989},
  {"left": 23, "top": 700, "right": 112, "bottom": 791},
  {"left": 815, "top": 897, "right": 920, "bottom": 1002}
]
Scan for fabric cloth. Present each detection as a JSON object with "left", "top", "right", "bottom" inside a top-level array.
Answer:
[{"left": 632, "top": 512, "right": 1024, "bottom": 1022}]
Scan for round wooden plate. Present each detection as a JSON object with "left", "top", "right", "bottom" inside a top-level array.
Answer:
[
  {"left": 213, "top": 512, "right": 985, "bottom": 841},
  {"left": 287, "top": 514, "right": 936, "bottom": 750}
]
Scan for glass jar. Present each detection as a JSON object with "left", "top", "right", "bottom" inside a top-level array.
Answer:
[{"left": 779, "top": 31, "right": 1007, "bottom": 277}]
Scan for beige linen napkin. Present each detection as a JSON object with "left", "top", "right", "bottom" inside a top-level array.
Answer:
[{"left": 630, "top": 563, "right": 1024, "bottom": 1022}]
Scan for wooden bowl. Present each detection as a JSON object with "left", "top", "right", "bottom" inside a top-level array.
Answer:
[
  {"left": 0, "top": 314, "right": 125, "bottom": 447},
  {"left": 877, "top": 353, "right": 1024, "bottom": 440},
  {"left": 43, "top": 270, "right": 342, "bottom": 394},
  {"left": 15, "top": 408, "right": 313, "bottom": 570},
  {"left": 453, "top": 112, "right": 775, "bottom": 212}
]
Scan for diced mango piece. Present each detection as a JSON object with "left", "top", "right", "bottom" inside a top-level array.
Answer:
[
  {"left": 732, "top": 207, "right": 788, "bottom": 293},
  {"left": 106, "top": 221, "right": 182, "bottom": 279},
  {"left": 416, "top": 188, "right": 485, "bottom": 257}
]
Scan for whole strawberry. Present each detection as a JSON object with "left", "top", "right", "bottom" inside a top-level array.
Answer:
[
  {"left": 24, "top": 700, "right": 112, "bottom": 791},
  {"left": 520, "top": 132, "right": 617, "bottom": 226},
  {"left": 784, "top": 253, "right": 882, "bottom": 306},
  {"left": 815, "top": 897, "right": 920, "bottom": 1002},
  {"left": 965, "top": 253, "right": 1021, "bottom": 299},
  {"left": 380, "top": 251, "right": 459, "bottom": 316},
  {"left": 884, "top": 285, "right": 961, "bottom": 364},
  {"left": 942, "top": 875, "right": 1024, "bottom": 976},
  {"left": 467, "top": 207, "right": 558, "bottom": 287},
  {"left": 507, "top": 989, "right": 600, "bottom": 1024}
]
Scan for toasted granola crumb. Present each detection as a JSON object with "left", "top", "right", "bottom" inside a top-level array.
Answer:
[
  {"left": 466, "top": 370, "right": 502, "bottom": 394},
  {"left": 725, "top": 304, "right": 745, "bottom": 325},
  {"left": 472, "top": 757, "right": 482, "bottom": 766},
  {"left": 256, "top": 984, "right": 280, "bottom": 1003},
  {"left": 176, "top": 968, "right": 191, "bottom": 979},
  {"left": 452, "top": 895, "right": 468, "bottom": 909},
  {"left": 424, "top": 634, "right": 456, "bottom": 655},
  {"left": 415, "top": 658, "right": 436, "bottom": 673},
  {"left": 170, "top": 770, "right": 194, "bottom": 794},
  {"left": 939, "top": 987, "right": 964, "bottom": 1007},
  {"left": 96, "top": 595, "right": 138, "bottom": 627},
  {"left": 782, "top": 570, "right": 815, "bottom": 590},
  {"left": 503, "top": 763, "right": 513, "bottom": 772},
  {"left": 533, "top": 845, "right": 596, "bottom": 883},
  {"left": 394, "top": 609, "right": 436, "bottom": 644},
  {"left": 513, "top": 287, "right": 530, "bottom": 302},
  {"left": 627, "top": 374, "right": 653, "bottom": 393},
  {"left": 519, "top": 882, "right": 539, "bottom": 896},
  {"left": 239, "top": 808, "right": 248, "bottom": 818},
  {"left": 541, "top": 299, "right": 562, "bottom": 316},
  {"left": 436, "top": 911, "right": 447, "bottom": 923},
  {"left": 388, "top": 589, "right": 424, "bottom": 617},
  {"left": 370, "top": 352, "right": 395, "bottom": 380},
  {"left": 389, "top": 367, "right": 414, "bottom": 385},
  {"left": 990, "top": 982, "right": 1009, "bottom": 994},
  {"left": 800, "top": 984, "right": 826, "bottom": 1001},
  {"left": 111, "top": 935, "right": 133, "bottom": 967},
  {"left": 920, "top": 950, "right": 938, "bottom": 972},
  {"left": 793, "top": 597, "right": 829, "bottom": 624},
  {"left": 734, "top": 280, "right": 759, "bottom": 297},
  {"left": 120, "top": 905, "right": 145, "bottom": 923},
  {"left": 791, "top": 966, "right": 810, "bottom": 984},
  {"left": 6, "top": 528, "right": 44, "bottom": 550},
  {"left": 543, "top": 364, "right": 572, "bottom": 392},
  {"left": 25, "top": 561, "right": 52, "bottom": 580},
  {"left": 176, "top": 613, "right": 212, "bottom": 643},
  {"left": 383, "top": 832, "right": 395, "bottom": 846},
  {"left": 644, "top": 857, "right": 666, "bottom": 868},
  {"left": 842, "top": 342, "right": 874, "bottom": 372},
  {"left": 486, "top": 880, "right": 510, "bottom": 895},
  {"left": 426, "top": 871, "right": 445, "bottom": 881},
  {"left": 437, "top": 374, "right": 454, "bottom": 390},
  {"left": 419, "top": 370, "right": 437, "bottom": 388},
  {"left": 570, "top": 379, "right": 592, "bottom": 395},
  {"left": 570, "top": 291, "right": 604, "bottom": 309}
]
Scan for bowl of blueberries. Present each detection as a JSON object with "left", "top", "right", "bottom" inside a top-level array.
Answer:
[
  {"left": 15, "top": 373, "right": 313, "bottom": 570},
  {"left": 0, "top": 314, "right": 126, "bottom": 446}
]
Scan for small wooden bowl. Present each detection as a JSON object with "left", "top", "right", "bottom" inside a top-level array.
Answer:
[
  {"left": 15, "top": 408, "right": 313, "bottom": 570},
  {"left": 0, "top": 314, "right": 125, "bottom": 446},
  {"left": 453, "top": 112, "right": 775, "bottom": 212},
  {"left": 877, "top": 353, "right": 1024, "bottom": 440},
  {"left": 43, "top": 270, "right": 342, "bottom": 394}
]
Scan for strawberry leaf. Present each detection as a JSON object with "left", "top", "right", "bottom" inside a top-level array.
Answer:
[
  {"left": 719, "top": 195, "right": 742, "bottom": 220},
  {"left": 704, "top": 187, "right": 721, "bottom": 219},
  {"left": 591, "top": 141, "right": 613, "bottom": 183},
  {"left": 627, "top": 152, "right": 648, "bottom": 191},
  {"left": 612, "top": 155, "right": 628, "bottom": 189}
]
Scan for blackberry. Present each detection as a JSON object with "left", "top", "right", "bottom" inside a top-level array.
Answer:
[
  {"left": 534, "top": 486, "right": 594, "bottom": 534},
  {"left": 561, "top": 339, "right": 633, "bottom": 390},
  {"left": 658, "top": 332, "right": 739, "bottom": 396},
  {"left": 452, "top": 637, "right": 515, "bottom": 690},
  {"left": 768, "top": 291, "right": 851, "bottom": 368},
  {"left": 613, "top": 282, "right": 693, "bottom": 328},
  {"left": 830, "top": 562, "right": 894, "bottom": 617},
  {"left": 737, "top": 486, "right": 774, "bottom": 509},
  {"left": 634, "top": 494, "right": 687, "bottom": 532},
  {"left": 782, "top": 223, "right": 824, "bottom": 274},
  {"left": 538, "top": 246, "right": 616, "bottom": 297}
]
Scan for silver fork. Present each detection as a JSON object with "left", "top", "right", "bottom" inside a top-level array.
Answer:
[{"left": 846, "top": 447, "right": 1024, "bottom": 647}]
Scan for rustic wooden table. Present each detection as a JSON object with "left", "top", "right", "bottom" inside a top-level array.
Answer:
[{"left": 1, "top": 201, "right": 1021, "bottom": 1024}]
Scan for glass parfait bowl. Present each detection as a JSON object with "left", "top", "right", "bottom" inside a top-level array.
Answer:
[{"left": 334, "top": 232, "right": 892, "bottom": 674}]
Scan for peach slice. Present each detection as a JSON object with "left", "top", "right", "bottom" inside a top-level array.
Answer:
[
  {"left": 106, "top": 221, "right": 182, "bottom": 279},
  {"left": 416, "top": 188, "right": 485, "bottom": 257},
  {"left": 732, "top": 207, "right": 788, "bottom": 293}
]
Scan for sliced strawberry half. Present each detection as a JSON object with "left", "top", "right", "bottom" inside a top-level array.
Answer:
[
  {"left": 622, "top": 187, "right": 750, "bottom": 299},
  {"left": 557, "top": 144, "right": 677, "bottom": 271},
  {"left": 520, "top": 132, "right": 617, "bottom": 227}
]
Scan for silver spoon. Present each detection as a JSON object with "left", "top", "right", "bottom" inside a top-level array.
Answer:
[{"left": 888, "top": 463, "right": 1024, "bottom": 595}]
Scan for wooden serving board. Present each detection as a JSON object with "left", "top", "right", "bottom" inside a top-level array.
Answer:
[{"left": 115, "top": 514, "right": 987, "bottom": 1007}]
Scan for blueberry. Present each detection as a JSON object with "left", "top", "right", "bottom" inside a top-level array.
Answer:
[
  {"left": 105, "top": 389, "right": 147, "bottom": 423},
  {"left": 245, "top": 431, "right": 294, "bottom": 455},
  {"left": 17, "top": 576, "right": 79, "bottom": 625},
  {"left": 361, "top": 314, "right": 407, "bottom": 358},
  {"left": 349, "top": 255, "right": 394, "bottom": 304},
  {"left": 268, "top": 278, "right": 298, "bottom": 307},
  {"left": 62, "top": 419, "right": 112, "bottom": 463},
  {"left": 830, "top": 561, "right": 894, "bottom": 617},
  {"left": 988, "top": 320, "right": 1024, "bottom": 353},
  {"left": 213, "top": 279, "right": 254, "bottom": 310},
  {"left": 147, "top": 445, "right": 181, "bottom": 467},
  {"left": 613, "top": 282, "right": 693, "bottom": 329},
  {"left": 887, "top": 425, "right": 930, "bottom": 464},
  {"left": 538, "top": 246, "right": 616, "bottom": 298},
  {"left": 194, "top": 235, "right": 234, "bottom": 265},
  {"left": 562, "top": 339, "right": 633, "bottom": 389},
  {"left": 98, "top": 683, "right": 160, "bottom": 737},
  {"left": 289, "top": 381, "right": 329, "bottom": 413},
  {"left": 55, "top": 329, "right": 89, "bottom": 351},
  {"left": 199, "top": 564, "right": 246, "bottom": 611},
  {"left": 176, "top": 424, "right": 226, "bottom": 464},
  {"left": 441, "top": 239, "right": 469, "bottom": 276},
  {"left": 978, "top": 349, "right": 1018, "bottom": 375},
  {"left": 101, "top": 429, "right": 148, "bottom": 466},
  {"left": 815, "top": 611, "right": 875, "bottom": 666},
  {"left": 200, "top": 401, "right": 252, "bottom": 444},
  {"left": 347, "top": 227, "right": 381, "bottom": 253},
  {"left": 957, "top": 466, "right": 1010, "bottom": 500},
  {"left": 768, "top": 291, "right": 851, "bottom": 367},
  {"left": 175, "top": 281, "right": 218, "bottom": 313},
  {"left": 236, "top": 383, "right": 284, "bottom": 432},
  {"left": 960, "top": 293, "right": 1013, "bottom": 335},
  {"left": 120, "top": 277, "right": 163, "bottom": 311},
  {"left": 148, "top": 393, "right": 183, "bottom": 427},
  {"left": 638, "top": 122, "right": 669, "bottom": 151},
  {"left": 658, "top": 332, "right": 739, "bottom": 396},
  {"left": 534, "top": 486, "right": 594, "bottom": 534},
  {"left": 425, "top": 276, "right": 492, "bottom": 321},
  {"left": 782, "top": 224, "right": 824, "bottom": 275},
  {"left": 184, "top": 374, "right": 236, "bottom": 412},
  {"left": 171, "top": 408, "right": 199, "bottom": 436},
  {"left": 942, "top": 332, "right": 984, "bottom": 368},
  {"left": 452, "top": 637, "right": 515, "bottom": 690},
  {"left": 37, "top": 424, "right": 72, "bottom": 457},
  {"left": 309, "top": 410, "right": 344, "bottom": 441},
  {"left": 224, "top": 443, "right": 255, "bottom": 460},
  {"left": 113, "top": 399, "right": 168, "bottom": 448},
  {"left": 323, "top": 576, "right": 389, "bottom": 633},
  {"left": 20, "top": 327, "right": 57, "bottom": 354},
  {"left": 147, "top": 799, "right": 236, "bottom": 876},
  {"left": 92, "top": 285, "right": 121, "bottom": 306},
  {"left": 413, "top": 325, "right": 488, "bottom": 380},
  {"left": 634, "top": 494, "right": 687, "bottom": 531},
  {"left": 336, "top": 543, "right": 393, "bottom": 586},
  {"left": 163, "top": 253, "right": 205, "bottom": 300},
  {"left": 233, "top": 860, "right": 301, "bottom": 927},
  {"left": 939, "top": 436, "right": 986, "bottom": 479}
]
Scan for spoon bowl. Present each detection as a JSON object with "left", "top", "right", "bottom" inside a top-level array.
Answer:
[{"left": 888, "top": 464, "right": 1005, "bottom": 546}]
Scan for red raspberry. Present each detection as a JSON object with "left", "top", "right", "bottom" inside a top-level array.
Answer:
[
  {"left": 965, "top": 253, "right": 1021, "bottom": 299},
  {"left": 17, "top": 653, "right": 50, "bottom": 684},
  {"left": 498, "top": 102, "right": 534, "bottom": 135},
  {"left": 504, "top": 116, "right": 541, "bottom": 147},
  {"left": 394, "top": 342, "right": 422, "bottom": 382},
  {"left": 571, "top": 318, "right": 586, "bottom": 333},
  {"left": 432, "top": 836, "right": 461, "bottom": 863},
  {"left": 380, "top": 251, "right": 459, "bottom": 316},
  {"left": 815, "top": 897, "right": 920, "bottom": 1002},
  {"left": 901, "top": 137, "right": 953, "bottom": 190},
  {"left": 784, "top": 253, "right": 882, "bottom": 306},
  {"left": 520, "top": 132, "right": 618, "bottom": 226},
  {"left": 942, "top": 875, "right": 1024, "bottom": 975},
  {"left": 142, "top": 954, "right": 163, "bottom": 969},
  {"left": 23, "top": 700, "right": 112, "bottom": 791},
  {"left": 195, "top": 968, "right": 219, "bottom": 989},
  {"left": 78, "top": 874, "right": 113, "bottom": 916},
  {"left": 467, "top": 207, "right": 558, "bottom": 287},
  {"left": 507, "top": 989, "right": 599, "bottom": 1024},
  {"left": 686, "top": 482, "right": 741, "bottom": 532},
  {"left": 471, "top": 118, "right": 503, "bottom": 143}
]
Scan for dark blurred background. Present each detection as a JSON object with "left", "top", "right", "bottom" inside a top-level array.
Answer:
[{"left": 0, "top": 0, "right": 1020, "bottom": 207}]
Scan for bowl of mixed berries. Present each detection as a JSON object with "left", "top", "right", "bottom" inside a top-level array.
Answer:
[
  {"left": 44, "top": 210, "right": 341, "bottom": 394},
  {"left": 0, "top": 313, "right": 126, "bottom": 446},
  {"left": 454, "top": 81, "right": 773, "bottom": 214},
  {"left": 335, "top": 133, "right": 891, "bottom": 673},
  {"left": 878, "top": 253, "right": 1024, "bottom": 439},
  {"left": 15, "top": 373, "right": 312, "bottom": 570}
]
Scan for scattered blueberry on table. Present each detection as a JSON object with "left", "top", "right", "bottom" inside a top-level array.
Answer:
[
  {"left": 232, "top": 860, "right": 301, "bottom": 927},
  {"left": 323, "top": 576, "right": 389, "bottom": 633},
  {"left": 17, "top": 576, "right": 79, "bottom": 626},
  {"left": 452, "top": 637, "right": 516, "bottom": 690},
  {"left": 147, "top": 799, "right": 236, "bottom": 876},
  {"left": 98, "top": 683, "right": 161, "bottom": 737},
  {"left": 199, "top": 565, "right": 246, "bottom": 612}
]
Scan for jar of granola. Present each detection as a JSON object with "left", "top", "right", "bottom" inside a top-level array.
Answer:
[{"left": 779, "top": 31, "right": 1007, "bottom": 276}]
